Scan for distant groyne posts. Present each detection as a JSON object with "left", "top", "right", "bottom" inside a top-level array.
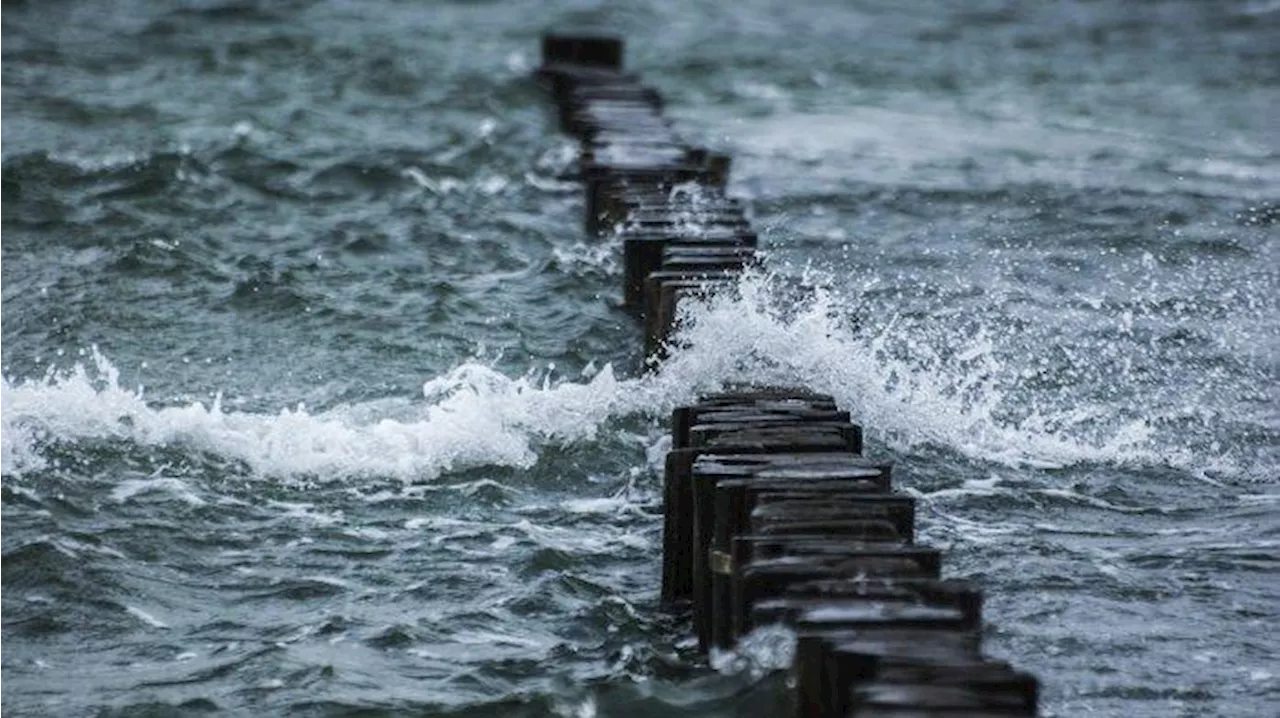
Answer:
[
  {"left": 536, "top": 34, "right": 750, "bottom": 360},
  {"left": 536, "top": 34, "right": 1042, "bottom": 717}
]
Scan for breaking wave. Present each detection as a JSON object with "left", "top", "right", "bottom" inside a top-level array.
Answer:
[{"left": 5, "top": 271, "right": 1269, "bottom": 484}]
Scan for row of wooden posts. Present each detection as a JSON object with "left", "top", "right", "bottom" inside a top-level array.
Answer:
[{"left": 536, "top": 34, "right": 1041, "bottom": 717}]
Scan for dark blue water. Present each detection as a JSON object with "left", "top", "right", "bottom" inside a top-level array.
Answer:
[{"left": 3, "top": 1, "right": 1277, "bottom": 716}]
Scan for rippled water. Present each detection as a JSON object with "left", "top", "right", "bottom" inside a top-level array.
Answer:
[{"left": 3, "top": 1, "right": 1278, "bottom": 716}]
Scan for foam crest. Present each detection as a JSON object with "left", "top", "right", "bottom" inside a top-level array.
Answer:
[
  {"left": 0, "top": 341, "right": 734, "bottom": 481},
  {"left": 2, "top": 348, "right": 628, "bottom": 481}
]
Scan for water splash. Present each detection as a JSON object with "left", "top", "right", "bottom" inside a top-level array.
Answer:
[
  {"left": 662, "top": 269, "right": 1272, "bottom": 481},
  {"left": 709, "top": 624, "right": 797, "bottom": 679}
]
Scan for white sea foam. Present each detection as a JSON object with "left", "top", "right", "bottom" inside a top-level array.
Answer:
[
  {"left": 709, "top": 623, "right": 796, "bottom": 678},
  {"left": 109, "top": 476, "right": 208, "bottom": 506},
  {"left": 1, "top": 347, "right": 624, "bottom": 481},
  {"left": 1, "top": 271, "right": 1266, "bottom": 483},
  {"left": 125, "top": 605, "right": 170, "bottom": 629}
]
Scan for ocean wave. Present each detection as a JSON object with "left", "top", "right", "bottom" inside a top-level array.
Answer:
[{"left": 5, "top": 266, "right": 1272, "bottom": 485}]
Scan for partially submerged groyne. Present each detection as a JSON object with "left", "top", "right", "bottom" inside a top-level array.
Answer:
[{"left": 536, "top": 34, "right": 1041, "bottom": 716}]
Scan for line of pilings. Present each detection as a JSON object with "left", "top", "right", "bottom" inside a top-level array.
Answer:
[{"left": 535, "top": 34, "right": 1041, "bottom": 717}]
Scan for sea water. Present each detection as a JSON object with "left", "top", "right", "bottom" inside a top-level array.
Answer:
[{"left": 3, "top": 1, "right": 1277, "bottom": 716}]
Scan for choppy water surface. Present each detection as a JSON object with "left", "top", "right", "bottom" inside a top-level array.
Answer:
[{"left": 3, "top": 1, "right": 1277, "bottom": 716}]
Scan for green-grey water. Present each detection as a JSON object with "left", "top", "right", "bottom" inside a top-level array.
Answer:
[{"left": 3, "top": 1, "right": 1277, "bottom": 716}]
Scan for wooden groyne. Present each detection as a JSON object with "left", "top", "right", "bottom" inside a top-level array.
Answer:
[{"left": 536, "top": 34, "right": 1041, "bottom": 717}]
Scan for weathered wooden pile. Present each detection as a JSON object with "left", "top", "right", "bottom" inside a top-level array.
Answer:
[{"left": 536, "top": 34, "right": 1041, "bottom": 717}]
